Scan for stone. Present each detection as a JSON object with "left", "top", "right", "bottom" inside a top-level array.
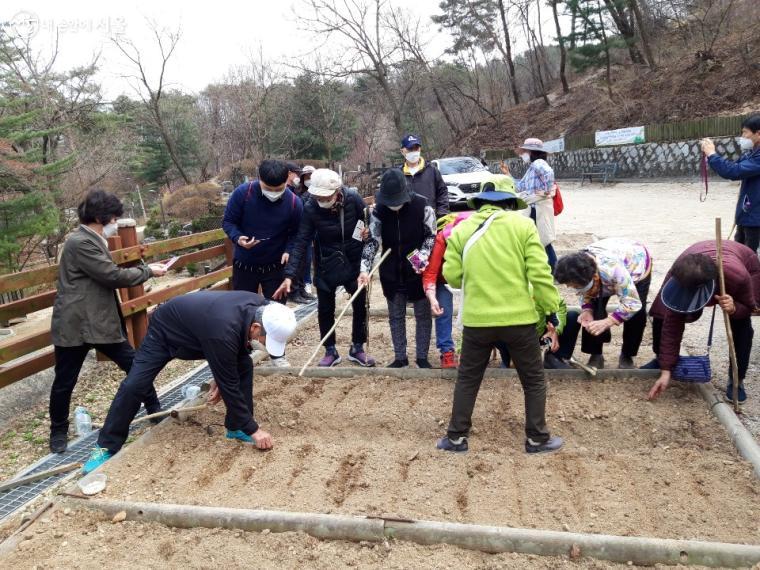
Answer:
[{"left": 112, "top": 511, "right": 127, "bottom": 523}]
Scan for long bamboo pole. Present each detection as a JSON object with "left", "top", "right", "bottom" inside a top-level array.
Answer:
[
  {"left": 715, "top": 218, "right": 741, "bottom": 412},
  {"left": 298, "top": 249, "right": 391, "bottom": 376}
]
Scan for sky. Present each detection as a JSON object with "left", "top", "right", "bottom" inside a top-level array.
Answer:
[{"left": 1, "top": 0, "right": 464, "bottom": 101}]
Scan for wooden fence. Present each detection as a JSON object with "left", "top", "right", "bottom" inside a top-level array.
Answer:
[{"left": 0, "top": 223, "right": 233, "bottom": 389}]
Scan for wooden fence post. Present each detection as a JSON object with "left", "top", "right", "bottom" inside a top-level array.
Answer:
[{"left": 117, "top": 219, "right": 148, "bottom": 348}]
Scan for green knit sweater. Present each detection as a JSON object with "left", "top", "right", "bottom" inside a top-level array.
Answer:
[{"left": 443, "top": 205, "right": 560, "bottom": 328}]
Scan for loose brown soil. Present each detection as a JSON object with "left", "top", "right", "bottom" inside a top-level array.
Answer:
[{"left": 92, "top": 374, "right": 760, "bottom": 544}]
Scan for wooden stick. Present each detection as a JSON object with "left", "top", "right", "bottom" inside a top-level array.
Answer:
[
  {"left": 130, "top": 404, "right": 207, "bottom": 425},
  {"left": 715, "top": 218, "right": 741, "bottom": 412},
  {"left": 298, "top": 249, "right": 391, "bottom": 376},
  {"left": 0, "top": 462, "right": 82, "bottom": 494}
]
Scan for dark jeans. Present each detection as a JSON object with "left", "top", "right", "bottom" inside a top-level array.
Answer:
[
  {"left": 232, "top": 261, "right": 285, "bottom": 303},
  {"left": 50, "top": 342, "right": 160, "bottom": 435},
  {"left": 582, "top": 275, "right": 650, "bottom": 357},
  {"left": 736, "top": 225, "right": 760, "bottom": 254},
  {"left": 97, "top": 321, "right": 256, "bottom": 454},
  {"left": 317, "top": 279, "right": 367, "bottom": 348},
  {"left": 448, "top": 324, "right": 550, "bottom": 443},
  {"left": 652, "top": 314, "right": 754, "bottom": 381},
  {"left": 497, "top": 310, "right": 581, "bottom": 366}
]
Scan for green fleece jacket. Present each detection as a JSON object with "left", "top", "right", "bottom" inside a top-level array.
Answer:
[{"left": 443, "top": 205, "right": 560, "bottom": 328}]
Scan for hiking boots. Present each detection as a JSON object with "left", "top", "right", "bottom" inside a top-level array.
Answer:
[
  {"left": 49, "top": 432, "right": 68, "bottom": 454},
  {"left": 639, "top": 358, "right": 660, "bottom": 369},
  {"left": 440, "top": 351, "right": 458, "bottom": 369},
  {"left": 318, "top": 350, "right": 342, "bottom": 367},
  {"left": 588, "top": 354, "right": 605, "bottom": 369},
  {"left": 544, "top": 353, "right": 571, "bottom": 369},
  {"left": 725, "top": 382, "right": 747, "bottom": 406},
  {"left": 348, "top": 347, "right": 376, "bottom": 367},
  {"left": 618, "top": 355, "right": 635, "bottom": 369},
  {"left": 436, "top": 436, "right": 468, "bottom": 453},
  {"left": 525, "top": 435, "right": 564, "bottom": 454}
]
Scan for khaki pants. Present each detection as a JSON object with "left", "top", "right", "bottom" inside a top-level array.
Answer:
[{"left": 447, "top": 324, "right": 550, "bottom": 443}]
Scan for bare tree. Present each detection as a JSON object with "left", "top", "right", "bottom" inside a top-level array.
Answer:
[
  {"left": 550, "top": 0, "right": 571, "bottom": 92},
  {"left": 112, "top": 24, "right": 192, "bottom": 184},
  {"left": 298, "top": 0, "right": 406, "bottom": 134},
  {"left": 386, "top": 10, "right": 461, "bottom": 137}
]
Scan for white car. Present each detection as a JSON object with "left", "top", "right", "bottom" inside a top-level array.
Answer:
[{"left": 431, "top": 156, "right": 493, "bottom": 208}]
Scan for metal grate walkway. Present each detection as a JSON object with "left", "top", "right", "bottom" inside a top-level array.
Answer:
[{"left": 0, "top": 301, "right": 317, "bottom": 521}]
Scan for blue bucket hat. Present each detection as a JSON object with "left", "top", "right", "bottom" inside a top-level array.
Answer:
[
  {"left": 661, "top": 277, "right": 716, "bottom": 314},
  {"left": 467, "top": 174, "right": 528, "bottom": 210}
]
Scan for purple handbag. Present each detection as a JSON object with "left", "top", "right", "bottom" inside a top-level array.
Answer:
[{"left": 672, "top": 306, "right": 715, "bottom": 383}]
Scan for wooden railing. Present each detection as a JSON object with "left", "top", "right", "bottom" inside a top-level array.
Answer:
[{"left": 0, "top": 221, "right": 233, "bottom": 389}]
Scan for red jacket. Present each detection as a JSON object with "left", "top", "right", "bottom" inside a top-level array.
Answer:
[
  {"left": 649, "top": 240, "right": 760, "bottom": 370},
  {"left": 422, "top": 211, "right": 473, "bottom": 293}
]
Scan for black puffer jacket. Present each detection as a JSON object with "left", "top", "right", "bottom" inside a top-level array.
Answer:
[{"left": 285, "top": 187, "right": 367, "bottom": 290}]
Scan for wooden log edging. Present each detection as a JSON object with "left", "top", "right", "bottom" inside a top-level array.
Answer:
[
  {"left": 64, "top": 498, "right": 760, "bottom": 568},
  {"left": 698, "top": 384, "right": 760, "bottom": 479}
]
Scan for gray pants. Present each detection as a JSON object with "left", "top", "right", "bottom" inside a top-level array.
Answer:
[
  {"left": 447, "top": 324, "right": 550, "bottom": 443},
  {"left": 387, "top": 292, "right": 432, "bottom": 361}
]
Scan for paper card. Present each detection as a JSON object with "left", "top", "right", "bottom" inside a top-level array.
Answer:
[{"left": 352, "top": 220, "right": 365, "bottom": 241}]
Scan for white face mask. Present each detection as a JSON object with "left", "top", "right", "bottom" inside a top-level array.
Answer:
[
  {"left": 388, "top": 204, "right": 404, "bottom": 212},
  {"left": 103, "top": 222, "right": 118, "bottom": 238},
  {"left": 304, "top": 179, "right": 312, "bottom": 188},
  {"left": 262, "top": 189, "right": 285, "bottom": 202},
  {"left": 405, "top": 151, "right": 421, "bottom": 164},
  {"left": 520, "top": 153, "right": 531, "bottom": 163},
  {"left": 292, "top": 177, "right": 300, "bottom": 186},
  {"left": 317, "top": 196, "right": 337, "bottom": 209},
  {"left": 576, "top": 279, "right": 595, "bottom": 293},
  {"left": 739, "top": 137, "right": 755, "bottom": 151}
]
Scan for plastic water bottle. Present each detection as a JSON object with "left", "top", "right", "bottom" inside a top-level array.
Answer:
[
  {"left": 181, "top": 385, "right": 201, "bottom": 401},
  {"left": 74, "top": 406, "right": 92, "bottom": 436}
]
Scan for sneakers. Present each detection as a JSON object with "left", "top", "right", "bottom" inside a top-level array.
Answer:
[
  {"left": 226, "top": 429, "right": 254, "bottom": 443},
  {"left": 544, "top": 353, "right": 571, "bottom": 369},
  {"left": 416, "top": 359, "right": 433, "bottom": 369},
  {"left": 618, "top": 355, "right": 635, "bottom": 369},
  {"left": 289, "top": 291, "right": 312, "bottom": 305},
  {"left": 440, "top": 351, "right": 458, "bottom": 369},
  {"left": 725, "top": 383, "right": 747, "bottom": 406},
  {"left": 639, "top": 358, "right": 660, "bottom": 370},
  {"left": 270, "top": 356, "right": 290, "bottom": 368},
  {"left": 83, "top": 447, "right": 114, "bottom": 474},
  {"left": 348, "top": 347, "right": 376, "bottom": 367},
  {"left": 49, "top": 432, "right": 67, "bottom": 454},
  {"left": 386, "top": 358, "right": 409, "bottom": 368},
  {"left": 318, "top": 350, "right": 342, "bottom": 367},
  {"left": 588, "top": 354, "right": 605, "bottom": 369},
  {"left": 525, "top": 435, "right": 564, "bottom": 454},
  {"left": 436, "top": 436, "right": 468, "bottom": 453},
  {"left": 304, "top": 284, "right": 314, "bottom": 295}
]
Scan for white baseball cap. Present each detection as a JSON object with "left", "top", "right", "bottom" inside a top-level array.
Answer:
[
  {"left": 308, "top": 168, "right": 342, "bottom": 197},
  {"left": 261, "top": 303, "right": 297, "bottom": 357},
  {"left": 302, "top": 165, "right": 316, "bottom": 174}
]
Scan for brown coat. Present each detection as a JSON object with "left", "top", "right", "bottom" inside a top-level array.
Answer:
[{"left": 51, "top": 226, "right": 151, "bottom": 347}]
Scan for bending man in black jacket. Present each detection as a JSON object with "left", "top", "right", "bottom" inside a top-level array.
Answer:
[
  {"left": 273, "top": 169, "right": 376, "bottom": 368},
  {"left": 83, "top": 291, "right": 296, "bottom": 473}
]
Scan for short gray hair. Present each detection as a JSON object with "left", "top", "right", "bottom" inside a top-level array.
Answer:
[{"left": 253, "top": 306, "right": 267, "bottom": 337}]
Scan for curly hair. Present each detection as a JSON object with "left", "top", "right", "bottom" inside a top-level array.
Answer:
[
  {"left": 671, "top": 253, "right": 717, "bottom": 288},
  {"left": 554, "top": 252, "right": 597, "bottom": 286},
  {"left": 77, "top": 190, "right": 124, "bottom": 225}
]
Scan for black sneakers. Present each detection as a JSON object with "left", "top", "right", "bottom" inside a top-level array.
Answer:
[
  {"left": 49, "top": 432, "right": 68, "bottom": 454},
  {"left": 386, "top": 358, "right": 409, "bottom": 368}
]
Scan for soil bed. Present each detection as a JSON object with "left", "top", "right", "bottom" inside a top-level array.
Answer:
[{"left": 95, "top": 374, "right": 760, "bottom": 545}]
